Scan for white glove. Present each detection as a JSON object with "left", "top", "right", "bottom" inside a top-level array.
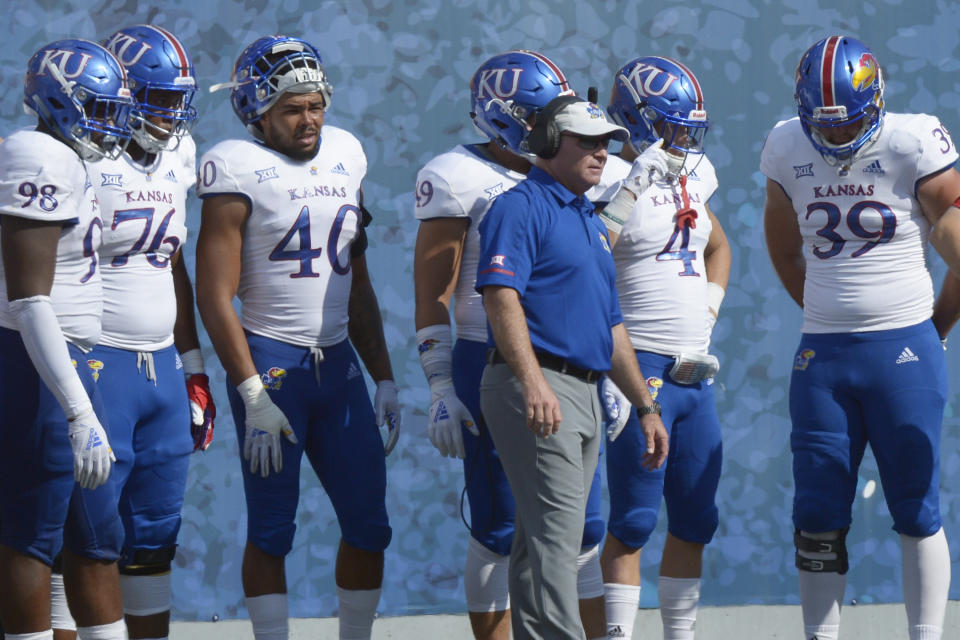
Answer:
[
  {"left": 68, "top": 406, "right": 116, "bottom": 490},
  {"left": 624, "top": 138, "right": 669, "bottom": 195},
  {"left": 375, "top": 380, "right": 401, "bottom": 456},
  {"left": 428, "top": 381, "right": 479, "bottom": 459},
  {"left": 238, "top": 375, "right": 298, "bottom": 478},
  {"left": 602, "top": 377, "right": 633, "bottom": 442}
]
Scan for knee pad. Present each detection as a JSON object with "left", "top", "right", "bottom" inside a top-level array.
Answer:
[
  {"left": 119, "top": 545, "right": 176, "bottom": 576},
  {"left": 119, "top": 573, "right": 172, "bottom": 616},
  {"left": 795, "top": 528, "right": 849, "bottom": 575},
  {"left": 576, "top": 544, "right": 604, "bottom": 600},
  {"left": 464, "top": 536, "right": 510, "bottom": 612},
  {"left": 608, "top": 507, "right": 658, "bottom": 550}
]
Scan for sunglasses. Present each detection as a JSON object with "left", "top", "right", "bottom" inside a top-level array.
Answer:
[{"left": 564, "top": 134, "right": 611, "bottom": 151}]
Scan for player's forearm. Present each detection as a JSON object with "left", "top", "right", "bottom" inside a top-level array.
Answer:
[
  {"left": 172, "top": 256, "right": 201, "bottom": 353},
  {"left": 608, "top": 323, "right": 654, "bottom": 408},
  {"left": 348, "top": 278, "right": 394, "bottom": 382},
  {"left": 482, "top": 286, "right": 543, "bottom": 387},
  {"left": 929, "top": 206, "right": 960, "bottom": 277},
  {"left": 196, "top": 295, "right": 257, "bottom": 386},
  {"left": 413, "top": 220, "right": 464, "bottom": 330},
  {"left": 932, "top": 270, "right": 960, "bottom": 339},
  {"left": 704, "top": 214, "right": 731, "bottom": 290}
]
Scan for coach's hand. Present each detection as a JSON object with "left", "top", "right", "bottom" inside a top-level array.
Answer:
[
  {"left": 375, "top": 379, "right": 402, "bottom": 456},
  {"left": 68, "top": 405, "right": 115, "bottom": 490},
  {"left": 238, "top": 375, "right": 298, "bottom": 478},
  {"left": 601, "top": 376, "right": 633, "bottom": 442},
  {"left": 640, "top": 413, "right": 669, "bottom": 470},
  {"left": 428, "top": 383, "right": 478, "bottom": 459}
]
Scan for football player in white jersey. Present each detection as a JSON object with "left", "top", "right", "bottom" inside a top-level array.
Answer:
[
  {"left": 594, "top": 57, "right": 730, "bottom": 640},
  {"left": 196, "top": 36, "right": 400, "bottom": 640},
  {"left": 0, "top": 39, "right": 134, "bottom": 640},
  {"left": 84, "top": 25, "right": 214, "bottom": 640},
  {"left": 762, "top": 36, "right": 960, "bottom": 640},
  {"left": 413, "top": 50, "right": 612, "bottom": 640}
]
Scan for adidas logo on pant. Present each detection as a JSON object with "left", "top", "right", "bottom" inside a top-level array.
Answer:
[{"left": 895, "top": 347, "right": 919, "bottom": 364}]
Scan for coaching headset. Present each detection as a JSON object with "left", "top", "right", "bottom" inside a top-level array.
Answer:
[{"left": 526, "top": 94, "right": 585, "bottom": 159}]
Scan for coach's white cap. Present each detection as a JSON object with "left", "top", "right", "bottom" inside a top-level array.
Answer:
[{"left": 555, "top": 100, "right": 629, "bottom": 141}]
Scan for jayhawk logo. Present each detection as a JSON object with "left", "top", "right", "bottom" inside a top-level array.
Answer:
[
  {"left": 261, "top": 366, "right": 288, "bottom": 390},
  {"left": 646, "top": 377, "right": 663, "bottom": 400},
  {"left": 87, "top": 359, "right": 105, "bottom": 381},
  {"left": 794, "top": 349, "right": 816, "bottom": 371},
  {"left": 851, "top": 53, "right": 879, "bottom": 91}
]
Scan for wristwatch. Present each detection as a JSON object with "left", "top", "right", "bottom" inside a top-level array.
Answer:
[{"left": 637, "top": 402, "right": 662, "bottom": 417}]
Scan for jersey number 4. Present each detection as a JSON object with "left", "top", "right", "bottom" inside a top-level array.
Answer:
[
  {"left": 269, "top": 205, "right": 360, "bottom": 278},
  {"left": 657, "top": 224, "right": 700, "bottom": 276}
]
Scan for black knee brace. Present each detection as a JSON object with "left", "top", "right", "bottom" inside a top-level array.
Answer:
[
  {"left": 119, "top": 546, "right": 176, "bottom": 576},
  {"left": 794, "top": 527, "right": 849, "bottom": 575}
]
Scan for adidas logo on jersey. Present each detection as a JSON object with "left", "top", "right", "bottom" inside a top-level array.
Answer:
[
  {"left": 347, "top": 362, "right": 362, "bottom": 379},
  {"left": 863, "top": 160, "right": 884, "bottom": 174},
  {"left": 164, "top": 169, "right": 178, "bottom": 183},
  {"left": 896, "top": 347, "right": 919, "bottom": 364},
  {"left": 331, "top": 162, "right": 350, "bottom": 176},
  {"left": 609, "top": 626, "right": 627, "bottom": 638}
]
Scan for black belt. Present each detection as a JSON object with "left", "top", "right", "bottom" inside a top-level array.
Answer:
[{"left": 486, "top": 348, "right": 600, "bottom": 383}]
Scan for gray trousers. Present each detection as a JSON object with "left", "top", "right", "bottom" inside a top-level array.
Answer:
[{"left": 480, "top": 362, "right": 602, "bottom": 640}]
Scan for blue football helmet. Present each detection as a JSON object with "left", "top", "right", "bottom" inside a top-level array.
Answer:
[
  {"left": 102, "top": 24, "right": 198, "bottom": 153},
  {"left": 607, "top": 56, "right": 708, "bottom": 170},
  {"left": 470, "top": 50, "right": 573, "bottom": 155},
  {"left": 24, "top": 39, "right": 135, "bottom": 162},
  {"left": 215, "top": 35, "right": 333, "bottom": 139},
  {"left": 795, "top": 35, "right": 885, "bottom": 168}
]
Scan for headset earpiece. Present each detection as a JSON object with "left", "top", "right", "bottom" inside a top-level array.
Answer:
[{"left": 527, "top": 95, "right": 583, "bottom": 159}]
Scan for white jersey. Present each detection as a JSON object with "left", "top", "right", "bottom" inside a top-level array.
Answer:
[
  {"left": 197, "top": 127, "right": 367, "bottom": 347},
  {"left": 0, "top": 129, "right": 102, "bottom": 349},
  {"left": 614, "top": 156, "right": 719, "bottom": 354},
  {"left": 761, "top": 113, "right": 958, "bottom": 333},
  {"left": 414, "top": 144, "right": 525, "bottom": 342},
  {"left": 86, "top": 136, "right": 195, "bottom": 350},
  {"left": 586, "top": 153, "right": 630, "bottom": 203}
]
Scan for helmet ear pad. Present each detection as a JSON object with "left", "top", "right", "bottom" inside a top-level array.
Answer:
[{"left": 527, "top": 95, "right": 584, "bottom": 159}]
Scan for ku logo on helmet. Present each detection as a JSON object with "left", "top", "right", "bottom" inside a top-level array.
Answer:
[
  {"left": 474, "top": 67, "right": 523, "bottom": 100},
  {"left": 624, "top": 61, "right": 679, "bottom": 98},
  {"left": 102, "top": 32, "right": 152, "bottom": 67},
  {"left": 37, "top": 49, "right": 93, "bottom": 80}
]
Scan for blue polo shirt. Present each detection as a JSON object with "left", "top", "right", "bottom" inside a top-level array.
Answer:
[{"left": 476, "top": 166, "right": 622, "bottom": 372}]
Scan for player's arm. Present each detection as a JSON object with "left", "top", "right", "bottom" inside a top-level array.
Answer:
[
  {"left": 607, "top": 322, "right": 668, "bottom": 470},
  {"left": 196, "top": 194, "right": 295, "bottom": 475},
  {"left": 348, "top": 252, "right": 401, "bottom": 454},
  {"left": 413, "top": 217, "right": 478, "bottom": 458},
  {"left": 763, "top": 178, "right": 805, "bottom": 307},
  {"left": 919, "top": 168, "right": 960, "bottom": 275},
  {"left": 348, "top": 252, "right": 394, "bottom": 382},
  {"left": 703, "top": 203, "right": 731, "bottom": 319},
  {"left": 918, "top": 167, "right": 960, "bottom": 340},
  {"left": 195, "top": 195, "right": 256, "bottom": 385},
  {"left": 2, "top": 214, "right": 113, "bottom": 489},
  {"left": 172, "top": 250, "right": 215, "bottom": 451},
  {"left": 413, "top": 217, "right": 467, "bottom": 329},
  {"left": 482, "top": 284, "right": 561, "bottom": 437}
]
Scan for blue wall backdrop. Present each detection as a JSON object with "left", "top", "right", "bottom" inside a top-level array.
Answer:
[{"left": 3, "top": 0, "right": 960, "bottom": 621}]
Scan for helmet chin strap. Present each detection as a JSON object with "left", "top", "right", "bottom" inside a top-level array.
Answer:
[{"left": 675, "top": 174, "right": 698, "bottom": 230}]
